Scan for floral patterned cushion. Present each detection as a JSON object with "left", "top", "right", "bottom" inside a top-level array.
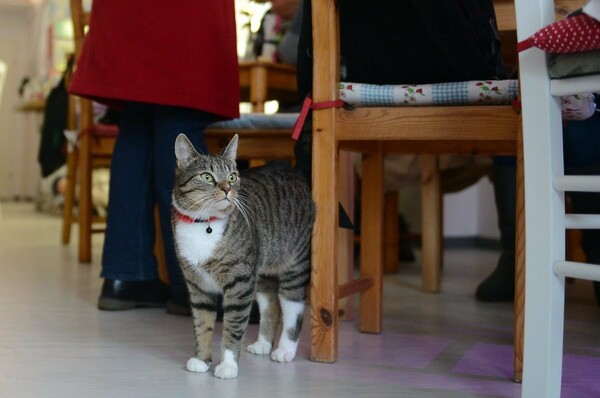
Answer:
[
  {"left": 339, "top": 80, "right": 519, "bottom": 106},
  {"left": 339, "top": 80, "right": 596, "bottom": 121},
  {"left": 560, "top": 93, "right": 597, "bottom": 121}
]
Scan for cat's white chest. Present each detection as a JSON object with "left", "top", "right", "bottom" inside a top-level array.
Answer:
[{"left": 174, "top": 219, "right": 226, "bottom": 267}]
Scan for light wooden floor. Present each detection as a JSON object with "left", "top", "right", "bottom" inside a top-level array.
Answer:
[{"left": 1, "top": 201, "right": 600, "bottom": 398}]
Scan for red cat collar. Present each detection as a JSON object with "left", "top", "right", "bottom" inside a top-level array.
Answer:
[
  {"left": 175, "top": 210, "right": 219, "bottom": 224},
  {"left": 175, "top": 210, "right": 219, "bottom": 233}
]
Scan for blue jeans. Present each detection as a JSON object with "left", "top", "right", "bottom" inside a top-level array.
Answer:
[{"left": 101, "top": 102, "right": 216, "bottom": 293}]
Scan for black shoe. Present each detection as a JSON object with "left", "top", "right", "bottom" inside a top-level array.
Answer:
[
  {"left": 166, "top": 291, "right": 191, "bottom": 316},
  {"left": 475, "top": 251, "right": 515, "bottom": 302},
  {"left": 97, "top": 279, "right": 169, "bottom": 311}
]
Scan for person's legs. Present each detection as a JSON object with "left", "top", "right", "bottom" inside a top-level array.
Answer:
[
  {"left": 102, "top": 102, "right": 159, "bottom": 280},
  {"left": 99, "top": 102, "right": 169, "bottom": 310},
  {"left": 475, "top": 157, "right": 516, "bottom": 301},
  {"left": 153, "top": 105, "right": 214, "bottom": 313}
]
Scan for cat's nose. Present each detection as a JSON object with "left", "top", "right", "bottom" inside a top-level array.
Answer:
[{"left": 220, "top": 183, "right": 230, "bottom": 194}]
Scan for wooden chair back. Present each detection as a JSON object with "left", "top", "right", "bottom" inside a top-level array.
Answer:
[{"left": 62, "top": 0, "right": 116, "bottom": 263}]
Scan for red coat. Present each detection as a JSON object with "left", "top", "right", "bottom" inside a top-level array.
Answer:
[{"left": 69, "top": 0, "right": 240, "bottom": 120}]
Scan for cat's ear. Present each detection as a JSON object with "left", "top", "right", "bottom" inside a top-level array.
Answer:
[
  {"left": 221, "top": 134, "right": 238, "bottom": 162},
  {"left": 174, "top": 133, "right": 198, "bottom": 166}
]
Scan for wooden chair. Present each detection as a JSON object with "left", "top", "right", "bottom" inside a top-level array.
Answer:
[
  {"left": 515, "top": 0, "right": 600, "bottom": 396},
  {"left": 308, "top": 0, "right": 526, "bottom": 383},
  {"left": 62, "top": 0, "right": 117, "bottom": 263}
]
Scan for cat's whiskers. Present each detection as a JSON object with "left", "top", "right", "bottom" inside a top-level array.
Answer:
[
  {"left": 233, "top": 193, "right": 255, "bottom": 228},
  {"left": 180, "top": 196, "right": 214, "bottom": 222},
  {"left": 191, "top": 199, "right": 215, "bottom": 222},
  {"left": 233, "top": 200, "right": 252, "bottom": 229}
]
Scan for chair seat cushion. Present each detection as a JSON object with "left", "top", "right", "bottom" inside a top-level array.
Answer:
[
  {"left": 206, "top": 113, "right": 298, "bottom": 130},
  {"left": 561, "top": 93, "right": 597, "bottom": 121},
  {"left": 339, "top": 80, "right": 519, "bottom": 107},
  {"left": 93, "top": 123, "right": 119, "bottom": 137},
  {"left": 339, "top": 80, "right": 595, "bottom": 121},
  {"left": 548, "top": 49, "right": 600, "bottom": 79}
]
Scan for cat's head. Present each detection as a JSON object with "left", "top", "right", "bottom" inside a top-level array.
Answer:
[{"left": 172, "top": 133, "right": 240, "bottom": 219}]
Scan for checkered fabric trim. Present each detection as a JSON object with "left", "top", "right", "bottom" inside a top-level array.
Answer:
[
  {"left": 432, "top": 81, "right": 469, "bottom": 105},
  {"left": 360, "top": 84, "right": 396, "bottom": 106},
  {"left": 508, "top": 80, "right": 519, "bottom": 99}
]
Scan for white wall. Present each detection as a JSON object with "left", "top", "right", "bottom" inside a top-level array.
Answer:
[
  {"left": 444, "top": 177, "right": 500, "bottom": 239},
  {"left": 0, "top": 0, "right": 66, "bottom": 201},
  {"left": 0, "top": 3, "right": 41, "bottom": 200},
  {"left": 399, "top": 175, "right": 500, "bottom": 240}
]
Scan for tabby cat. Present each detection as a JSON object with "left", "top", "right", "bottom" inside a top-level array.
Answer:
[{"left": 171, "top": 133, "right": 315, "bottom": 379}]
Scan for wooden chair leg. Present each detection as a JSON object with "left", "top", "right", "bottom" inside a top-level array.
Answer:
[
  {"left": 310, "top": 0, "right": 341, "bottom": 362},
  {"left": 78, "top": 133, "right": 93, "bottom": 263},
  {"left": 310, "top": 113, "right": 339, "bottom": 363},
  {"left": 514, "top": 117, "right": 525, "bottom": 383},
  {"left": 421, "top": 155, "right": 442, "bottom": 292},
  {"left": 384, "top": 191, "right": 399, "bottom": 274},
  {"left": 62, "top": 145, "right": 78, "bottom": 245},
  {"left": 359, "top": 146, "right": 383, "bottom": 333}
]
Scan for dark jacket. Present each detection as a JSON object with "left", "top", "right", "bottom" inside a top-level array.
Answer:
[{"left": 297, "top": 0, "right": 507, "bottom": 98}]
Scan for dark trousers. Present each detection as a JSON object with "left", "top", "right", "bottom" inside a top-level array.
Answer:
[{"left": 101, "top": 102, "right": 215, "bottom": 293}]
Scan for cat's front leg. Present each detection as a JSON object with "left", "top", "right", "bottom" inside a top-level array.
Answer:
[
  {"left": 186, "top": 285, "right": 219, "bottom": 373},
  {"left": 215, "top": 293, "right": 254, "bottom": 379}
]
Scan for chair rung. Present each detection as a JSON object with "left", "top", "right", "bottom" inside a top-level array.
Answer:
[
  {"left": 553, "top": 176, "right": 600, "bottom": 192},
  {"left": 338, "top": 277, "right": 374, "bottom": 299},
  {"left": 554, "top": 260, "right": 600, "bottom": 281},
  {"left": 565, "top": 214, "right": 600, "bottom": 230},
  {"left": 550, "top": 74, "right": 600, "bottom": 97}
]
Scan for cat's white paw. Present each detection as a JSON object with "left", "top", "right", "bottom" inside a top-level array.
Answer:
[
  {"left": 270, "top": 347, "right": 296, "bottom": 363},
  {"left": 246, "top": 340, "right": 272, "bottom": 355},
  {"left": 214, "top": 361, "right": 238, "bottom": 379},
  {"left": 214, "top": 349, "right": 238, "bottom": 379},
  {"left": 186, "top": 357, "right": 210, "bottom": 373}
]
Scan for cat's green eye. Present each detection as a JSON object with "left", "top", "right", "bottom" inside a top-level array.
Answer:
[
  {"left": 200, "top": 172, "right": 214, "bottom": 183},
  {"left": 228, "top": 173, "right": 238, "bottom": 183}
]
